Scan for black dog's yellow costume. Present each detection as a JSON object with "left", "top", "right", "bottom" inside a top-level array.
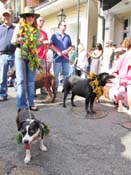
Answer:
[{"left": 87, "top": 73, "right": 103, "bottom": 100}]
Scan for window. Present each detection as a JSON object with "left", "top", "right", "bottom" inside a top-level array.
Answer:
[
  {"left": 123, "top": 19, "right": 129, "bottom": 39},
  {"left": 39, "top": 0, "right": 48, "bottom": 3}
]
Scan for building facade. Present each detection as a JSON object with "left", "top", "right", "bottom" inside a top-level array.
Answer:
[
  {"left": 34, "top": 0, "right": 98, "bottom": 50},
  {"left": 98, "top": 0, "right": 131, "bottom": 47},
  {"left": 0, "top": 0, "right": 98, "bottom": 50},
  {"left": 2, "top": 0, "right": 131, "bottom": 50}
]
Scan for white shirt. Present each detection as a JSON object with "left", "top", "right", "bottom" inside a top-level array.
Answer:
[{"left": 76, "top": 49, "right": 88, "bottom": 70}]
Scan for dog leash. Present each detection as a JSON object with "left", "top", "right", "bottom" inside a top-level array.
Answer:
[
  {"left": 43, "top": 50, "right": 49, "bottom": 92},
  {"left": 50, "top": 44, "right": 89, "bottom": 75},
  {"left": 20, "top": 43, "right": 32, "bottom": 118},
  {"left": 50, "top": 44, "right": 69, "bottom": 61},
  {"left": 75, "top": 65, "right": 90, "bottom": 75}
]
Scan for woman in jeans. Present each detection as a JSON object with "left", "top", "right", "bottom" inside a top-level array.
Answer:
[{"left": 11, "top": 6, "right": 42, "bottom": 112}]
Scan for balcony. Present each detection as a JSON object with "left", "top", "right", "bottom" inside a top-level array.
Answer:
[{"left": 35, "top": 0, "right": 86, "bottom": 17}]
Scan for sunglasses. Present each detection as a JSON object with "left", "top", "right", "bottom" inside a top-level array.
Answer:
[
  {"left": 62, "top": 24, "right": 67, "bottom": 27},
  {"left": 39, "top": 19, "right": 44, "bottom": 22},
  {"left": 3, "top": 13, "right": 11, "bottom": 17},
  {"left": 25, "top": 14, "right": 35, "bottom": 18}
]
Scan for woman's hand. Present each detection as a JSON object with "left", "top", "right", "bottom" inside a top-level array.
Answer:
[
  {"left": 17, "top": 37, "right": 25, "bottom": 44},
  {"left": 37, "top": 36, "right": 44, "bottom": 45}
]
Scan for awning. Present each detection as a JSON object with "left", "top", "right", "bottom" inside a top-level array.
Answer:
[{"left": 100, "top": 0, "right": 122, "bottom": 10}]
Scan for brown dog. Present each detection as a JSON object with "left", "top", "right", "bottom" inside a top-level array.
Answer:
[{"left": 7, "top": 67, "right": 56, "bottom": 103}]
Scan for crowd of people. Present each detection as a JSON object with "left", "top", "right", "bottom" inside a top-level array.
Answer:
[{"left": 0, "top": 5, "right": 131, "bottom": 116}]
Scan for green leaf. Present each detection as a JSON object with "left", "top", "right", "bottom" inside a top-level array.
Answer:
[
  {"left": 42, "top": 124, "right": 50, "bottom": 136},
  {"left": 16, "top": 132, "right": 22, "bottom": 144}
]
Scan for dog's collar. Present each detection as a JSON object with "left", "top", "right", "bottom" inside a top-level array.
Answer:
[
  {"left": 88, "top": 73, "right": 103, "bottom": 100},
  {"left": 21, "top": 119, "right": 34, "bottom": 125}
]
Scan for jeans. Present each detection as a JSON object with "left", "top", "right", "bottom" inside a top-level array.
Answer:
[
  {"left": 69, "top": 65, "right": 76, "bottom": 76},
  {"left": 53, "top": 62, "right": 69, "bottom": 89},
  {"left": 0, "top": 54, "right": 14, "bottom": 97},
  {"left": 15, "top": 55, "right": 36, "bottom": 110}
]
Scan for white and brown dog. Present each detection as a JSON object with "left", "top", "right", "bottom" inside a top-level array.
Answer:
[{"left": 16, "top": 109, "right": 48, "bottom": 164}]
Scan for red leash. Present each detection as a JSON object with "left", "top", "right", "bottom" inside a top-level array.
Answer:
[
  {"left": 44, "top": 56, "right": 48, "bottom": 91},
  {"left": 50, "top": 44, "right": 89, "bottom": 75},
  {"left": 75, "top": 65, "right": 89, "bottom": 75},
  {"left": 50, "top": 44, "right": 69, "bottom": 61}
]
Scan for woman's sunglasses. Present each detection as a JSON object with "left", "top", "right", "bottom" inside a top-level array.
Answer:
[{"left": 25, "top": 14, "right": 35, "bottom": 18}]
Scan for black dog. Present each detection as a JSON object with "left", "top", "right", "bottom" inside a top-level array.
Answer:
[
  {"left": 63, "top": 73, "right": 114, "bottom": 115},
  {"left": 16, "top": 110, "right": 48, "bottom": 163}
]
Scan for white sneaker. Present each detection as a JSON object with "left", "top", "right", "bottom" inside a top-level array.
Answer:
[
  {"left": 117, "top": 106, "right": 128, "bottom": 113},
  {"left": 127, "top": 109, "right": 131, "bottom": 115}
]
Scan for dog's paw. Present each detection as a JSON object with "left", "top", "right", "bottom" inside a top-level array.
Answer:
[
  {"left": 86, "top": 110, "right": 90, "bottom": 114},
  {"left": 40, "top": 144, "right": 47, "bottom": 152},
  {"left": 24, "top": 156, "right": 31, "bottom": 164},
  {"left": 63, "top": 104, "right": 66, "bottom": 108},
  {"left": 90, "top": 110, "right": 96, "bottom": 114},
  {"left": 24, "top": 149, "right": 31, "bottom": 164}
]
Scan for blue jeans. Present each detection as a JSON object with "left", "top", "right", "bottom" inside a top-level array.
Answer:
[
  {"left": 69, "top": 65, "right": 76, "bottom": 76},
  {"left": 53, "top": 62, "right": 69, "bottom": 89},
  {"left": 15, "top": 55, "right": 36, "bottom": 110},
  {"left": 0, "top": 54, "right": 14, "bottom": 97}
]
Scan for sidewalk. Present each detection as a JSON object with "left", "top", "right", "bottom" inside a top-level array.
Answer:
[{"left": 3, "top": 86, "right": 131, "bottom": 175}]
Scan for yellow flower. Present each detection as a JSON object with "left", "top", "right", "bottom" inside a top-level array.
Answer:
[
  {"left": 89, "top": 73, "right": 103, "bottom": 100},
  {"left": 18, "top": 21, "right": 42, "bottom": 71}
]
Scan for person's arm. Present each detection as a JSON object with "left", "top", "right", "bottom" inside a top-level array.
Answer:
[
  {"left": 36, "top": 31, "right": 45, "bottom": 47},
  {"left": 73, "top": 56, "right": 78, "bottom": 67},
  {"left": 62, "top": 46, "right": 72, "bottom": 55},
  {"left": 11, "top": 24, "right": 20, "bottom": 45},
  {"left": 88, "top": 50, "right": 103, "bottom": 59},
  {"left": 43, "top": 32, "right": 49, "bottom": 44},
  {"left": 11, "top": 24, "right": 26, "bottom": 46}
]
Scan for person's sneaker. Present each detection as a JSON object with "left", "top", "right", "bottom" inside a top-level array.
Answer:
[
  {"left": 17, "top": 108, "right": 21, "bottom": 113},
  {"left": 30, "top": 106, "right": 39, "bottom": 111},
  {"left": 127, "top": 109, "right": 131, "bottom": 115},
  {"left": 0, "top": 96, "right": 7, "bottom": 102},
  {"left": 117, "top": 106, "right": 128, "bottom": 113}
]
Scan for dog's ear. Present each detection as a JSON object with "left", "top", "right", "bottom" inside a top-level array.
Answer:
[{"left": 16, "top": 115, "right": 26, "bottom": 131}]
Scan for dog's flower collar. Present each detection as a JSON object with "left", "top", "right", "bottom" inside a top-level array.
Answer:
[
  {"left": 41, "top": 123, "right": 50, "bottom": 136},
  {"left": 88, "top": 73, "right": 103, "bottom": 100},
  {"left": 16, "top": 132, "right": 22, "bottom": 144}
]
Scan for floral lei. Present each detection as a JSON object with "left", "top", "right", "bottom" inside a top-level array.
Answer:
[
  {"left": 87, "top": 73, "right": 103, "bottom": 100},
  {"left": 18, "top": 21, "right": 41, "bottom": 71}
]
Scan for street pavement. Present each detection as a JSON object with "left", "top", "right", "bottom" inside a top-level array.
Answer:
[{"left": 0, "top": 87, "right": 131, "bottom": 174}]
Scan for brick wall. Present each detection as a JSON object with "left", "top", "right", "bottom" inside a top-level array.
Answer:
[
  {"left": 26, "top": 0, "right": 39, "bottom": 6},
  {"left": 21, "top": 0, "right": 39, "bottom": 12}
]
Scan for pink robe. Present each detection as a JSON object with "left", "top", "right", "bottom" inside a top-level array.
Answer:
[{"left": 112, "top": 50, "right": 131, "bottom": 85}]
